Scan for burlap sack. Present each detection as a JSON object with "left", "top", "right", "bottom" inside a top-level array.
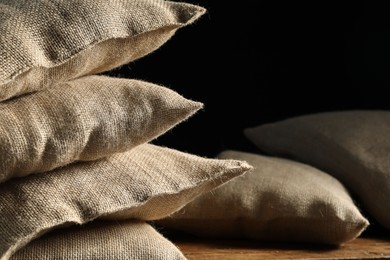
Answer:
[
  {"left": 12, "top": 220, "right": 186, "bottom": 260},
  {"left": 244, "top": 110, "right": 390, "bottom": 230},
  {"left": 0, "top": 143, "right": 251, "bottom": 259},
  {"left": 0, "top": 75, "right": 202, "bottom": 183},
  {"left": 0, "top": 0, "right": 205, "bottom": 101},
  {"left": 158, "top": 150, "right": 369, "bottom": 245}
]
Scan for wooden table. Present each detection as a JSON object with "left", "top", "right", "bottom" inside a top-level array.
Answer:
[{"left": 165, "top": 226, "right": 390, "bottom": 259}]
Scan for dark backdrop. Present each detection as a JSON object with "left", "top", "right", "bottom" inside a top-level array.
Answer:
[{"left": 107, "top": 1, "right": 390, "bottom": 157}]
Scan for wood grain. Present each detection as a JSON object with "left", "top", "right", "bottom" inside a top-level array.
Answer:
[{"left": 165, "top": 228, "right": 390, "bottom": 260}]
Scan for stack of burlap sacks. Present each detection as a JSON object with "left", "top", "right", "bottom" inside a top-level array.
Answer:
[{"left": 0, "top": 1, "right": 252, "bottom": 259}]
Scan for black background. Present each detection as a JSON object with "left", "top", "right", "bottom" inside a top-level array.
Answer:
[{"left": 107, "top": 1, "right": 390, "bottom": 158}]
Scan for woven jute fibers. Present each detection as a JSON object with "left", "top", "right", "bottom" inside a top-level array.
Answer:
[
  {"left": 0, "top": 0, "right": 205, "bottom": 101},
  {"left": 244, "top": 110, "right": 390, "bottom": 230},
  {"left": 12, "top": 220, "right": 186, "bottom": 260},
  {"left": 0, "top": 143, "right": 251, "bottom": 259},
  {"left": 158, "top": 150, "right": 369, "bottom": 245},
  {"left": 0, "top": 75, "right": 202, "bottom": 183}
]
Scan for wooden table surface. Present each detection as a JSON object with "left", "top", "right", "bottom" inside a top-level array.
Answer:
[{"left": 165, "top": 226, "right": 390, "bottom": 259}]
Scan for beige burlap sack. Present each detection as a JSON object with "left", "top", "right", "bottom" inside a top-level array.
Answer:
[
  {"left": 0, "top": 143, "right": 251, "bottom": 260},
  {"left": 11, "top": 220, "right": 186, "bottom": 260},
  {"left": 0, "top": 75, "right": 202, "bottom": 183},
  {"left": 0, "top": 0, "right": 205, "bottom": 101},
  {"left": 244, "top": 110, "right": 390, "bottom": 230},
  {"left": 158, "top": 150, "right": 369, "bottom": 245}
]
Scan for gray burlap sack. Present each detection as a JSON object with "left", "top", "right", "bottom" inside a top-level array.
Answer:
[
  {"left": 244, "top": 110, "right": 390, "bottom": 230},
  {"left": 158, "top": 150, "right": 369, "bottom": 245},
  {"left": 0, "top": 75, "right": 202, "bottom": 183},
  {"left": 0, "top": 143, "right": 251, "bottom": 259},
  {"left": 11, "top": 220, "right": 186, "bottom": 260},
  {"left": 0, "top": 0, "right": 205, "bottom": 101}
]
